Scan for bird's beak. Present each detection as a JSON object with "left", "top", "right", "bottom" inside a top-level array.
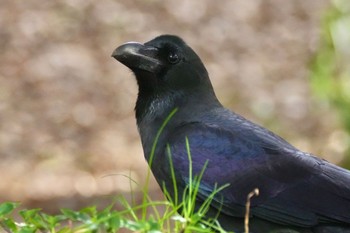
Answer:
[{"left": 112, "top": 42, "right": 163, "bottom": 73}]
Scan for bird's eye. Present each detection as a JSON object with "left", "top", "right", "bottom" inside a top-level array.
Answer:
[{"left": 167, "top": 52, "right": 180, "bottom": 64}]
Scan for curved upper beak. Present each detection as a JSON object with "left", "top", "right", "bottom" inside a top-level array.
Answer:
[{"left": 112, "top": 42, "right": 163, "bottom": 73}]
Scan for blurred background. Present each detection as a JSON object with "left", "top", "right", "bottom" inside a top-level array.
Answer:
[{"left": 1, "top": 0, "right": 349, "bottom": 213}]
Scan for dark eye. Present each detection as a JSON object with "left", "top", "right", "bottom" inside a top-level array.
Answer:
[{"left": 167, "top": 52, "right": 180, "bottom": 64}]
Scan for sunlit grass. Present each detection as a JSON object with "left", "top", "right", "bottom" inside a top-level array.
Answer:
[
  {"left": 0, "top": 108, "right": 231, "bottom": 233},
  {"left": 310, "top": 0, "right": 350, "bottom": 167},
  {"left": 0, "top": 151, "right": 230, "bottom": 232}
]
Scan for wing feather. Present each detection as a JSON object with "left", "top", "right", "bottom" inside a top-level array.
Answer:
[{"left": 165, "top": 122, "right": 350, "bottom": 227}]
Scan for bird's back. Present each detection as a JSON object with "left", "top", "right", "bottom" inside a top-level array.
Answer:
[{"left": 158, "top": 107, "right": 350, "bottom": 232}]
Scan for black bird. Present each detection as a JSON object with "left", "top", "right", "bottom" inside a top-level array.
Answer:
[{"left": 112, "top": 35, "right": 350, "bottom": 233}]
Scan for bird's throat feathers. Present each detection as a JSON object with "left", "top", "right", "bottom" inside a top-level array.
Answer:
[
  {"left": 135, "top": 91, "right": 184, "bottom": 160},
  {"left": 135, "top": 90, "right": 183, "bottom": 127}
]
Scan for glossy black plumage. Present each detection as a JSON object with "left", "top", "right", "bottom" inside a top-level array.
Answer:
[{"left": 112, "top": 35, "right": 350, "bottom": 233}]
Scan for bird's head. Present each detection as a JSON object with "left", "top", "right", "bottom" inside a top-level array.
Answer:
[{"left": 112, "top": 35, "right": 218, "bottom": 123}]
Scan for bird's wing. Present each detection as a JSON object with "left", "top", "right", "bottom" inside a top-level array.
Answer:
[{"left": 164, "top": 121, "right": 350, "bottom": 227}]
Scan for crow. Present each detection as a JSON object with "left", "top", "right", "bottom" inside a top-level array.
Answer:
[{"left": 112, "top": 35, "right": 350, "bottom": 233}]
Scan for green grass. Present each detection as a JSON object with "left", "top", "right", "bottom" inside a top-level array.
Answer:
[
  {"left": 0, "top": 108, "right": 232, "bottom": 233},
  {"left": 310, "top": 0, "right": 350, "bottom": 167},
  {"left": 0, "top": 147, "right": 230, "bottom": 233}
]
